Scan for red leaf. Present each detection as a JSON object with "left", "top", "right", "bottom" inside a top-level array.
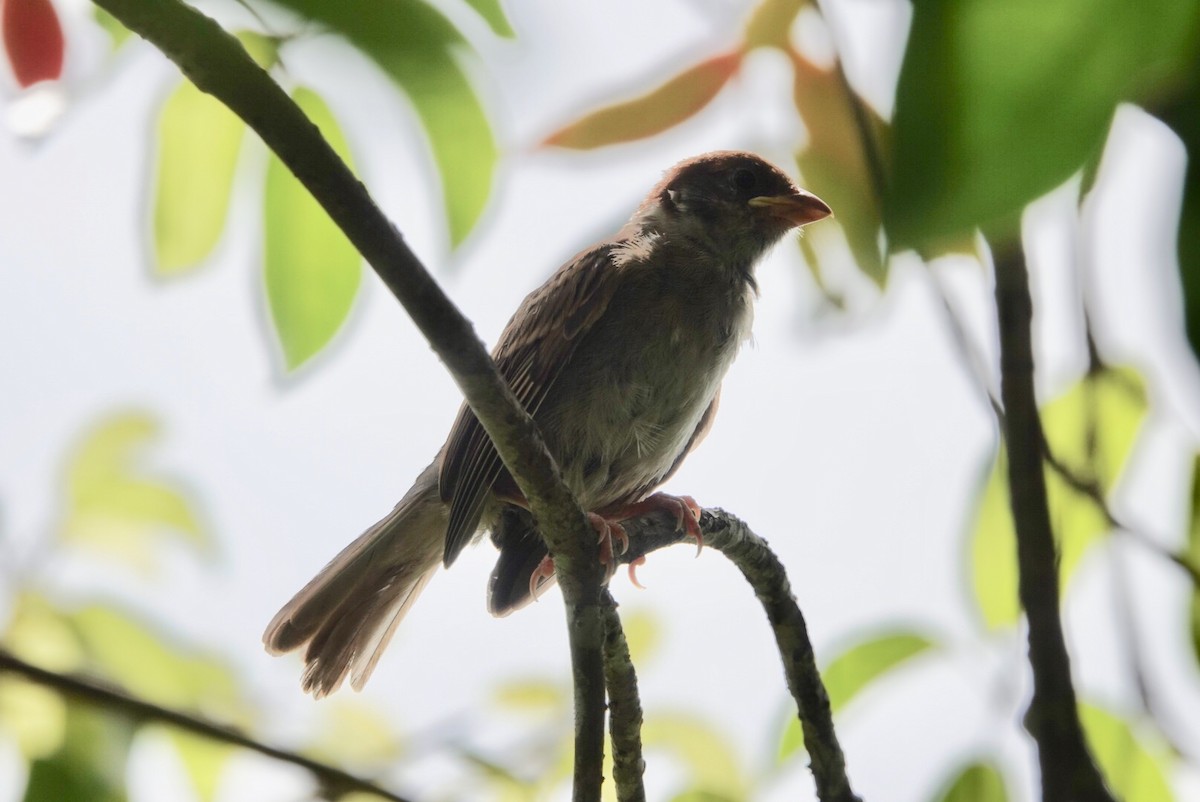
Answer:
[
  {"left": 3, "top": 0, "right": 65, "bottom": 87},
  {"left": 543, "top": 52, "right": 742, "bottom": 149}
]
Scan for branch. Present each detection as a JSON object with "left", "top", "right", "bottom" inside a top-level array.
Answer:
[
  {"left": 618, "top": 508, "right": 860, "bottom": 802},
  {"left": 991, "top": 239, "right": 1115, "bottom": 802},
  {"left": 600, "top": 592, "right": 646, "bottom": 802},
  {"left": 0, "top": 648, "right": 413, "bottom": 802},
  {"left": 88, "top": 1, "right": 607, "bottom": 797}
]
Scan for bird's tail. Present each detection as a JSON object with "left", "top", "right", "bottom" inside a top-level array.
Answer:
[{"left": 263, "top": 462, "right": 445, "bottom": 697}]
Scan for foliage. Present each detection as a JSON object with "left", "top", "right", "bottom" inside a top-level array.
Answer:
[
  {"left": 971, "top": 367, "right": 1147, "bottom": 628},
  {"left": 5, "top": 0, "right": 1200, "bottom": 799},
  {"left": 138, "top": 0, "right": 508, "bottom": 371}
]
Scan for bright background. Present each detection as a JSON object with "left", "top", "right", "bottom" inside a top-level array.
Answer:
[{"left": 3, "top": 0, "right": 1200, "bottom": 800}]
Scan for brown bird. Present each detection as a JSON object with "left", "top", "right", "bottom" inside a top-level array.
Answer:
[{"left": 264, "top": 151, "right": 832, "bottom": 696}]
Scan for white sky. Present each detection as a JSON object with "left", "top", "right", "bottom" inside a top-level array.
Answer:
[{"left": 3, "top": 0, "right": 1200, "bottom": 800}]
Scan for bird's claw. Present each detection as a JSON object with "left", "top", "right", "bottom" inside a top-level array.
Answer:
[
  {"left": 627, "top": 555, "right": 647, "bottom": 589},
  {"left": 528, "top": 555, "right": 556, "bottom": 602}
]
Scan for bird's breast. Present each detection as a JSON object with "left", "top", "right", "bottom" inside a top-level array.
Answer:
[{"left": 538, "top": 259, "right": 754, "bottom": 510}]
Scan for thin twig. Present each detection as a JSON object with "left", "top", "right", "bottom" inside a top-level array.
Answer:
[
  {"left": 618, "top": 509, "right": 860, "bottom": 802},
  {"left": 0, "top": 648, "right": 413, "bottom": 802},
  {"left": 992, "top": 239, "right": 1115, "bottom": 801},
  {"left": 88, "top": 1, "right": 607, "bottom": 797},
  {"left": 600, "top": 592, "right": 646, "bottom": 802},
  {"left": 1041, "top": 442, "right": 1200, "bottom": 585}
]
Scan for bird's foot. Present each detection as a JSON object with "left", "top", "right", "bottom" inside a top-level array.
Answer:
[
  {"left": 526, "top": 513, "right": 630, "bottom": 602},
  {"left": 611, "top": 492, "right": 704, "bottom": 555}
]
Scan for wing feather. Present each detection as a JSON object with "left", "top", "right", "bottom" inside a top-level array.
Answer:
[{"left": 439, "top": 244, "right": 621, "bottom": 565}]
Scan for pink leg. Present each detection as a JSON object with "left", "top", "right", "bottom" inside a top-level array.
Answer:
[
  {"left": 526, "top": 513, "right": 629, "bottom": 601},
  {"left": 606, "top": 493, "right": 703, "bottom": 555}
]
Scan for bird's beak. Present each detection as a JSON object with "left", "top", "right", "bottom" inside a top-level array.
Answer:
[{"left": 748, "top": 191, "right": 832, "bottom": 227}]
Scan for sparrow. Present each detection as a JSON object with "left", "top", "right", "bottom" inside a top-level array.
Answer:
[{"left": 264, "top": 151, "right": 831, "bottom": 697}]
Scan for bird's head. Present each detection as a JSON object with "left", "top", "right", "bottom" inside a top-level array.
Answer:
[{"left": 633, "top": 151, "right": 831, "bottom": 267}]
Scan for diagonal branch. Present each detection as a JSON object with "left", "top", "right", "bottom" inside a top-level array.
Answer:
[
  {"left": 617, "top": 508, "right": 860, "bottom": 802},
  {"left": 89, "top": 1, "right": 607, "bottom": 797},
  {"left": 0, "top": 648, "right": 414, "bottom": 802},
  {"left": 991, "top": 239, "right": 1115, "bottom": 802}
]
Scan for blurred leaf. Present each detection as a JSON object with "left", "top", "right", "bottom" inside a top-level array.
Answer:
[
  {"left": 492, "top": 677, "right": 567, "bottom": 714},
  {"left": 544, "top": 53, "right": 741, "bottom": 149},
  {"left": 791, "top": 52, "right": 886, "bottom": 283},
  {"left": 780, "top": 629, "right": 934, "bottom": 762},
  {"left": 930, "top": 761, "right": 1008, "bottom": 802},
  {"left": 165, "top": 729, "right": 234, "bottom": 802},
  {"left": 69, "top": 604, "right": 245, "bottom": 722},
  {"left": 2, "top": 0, "right": 64, "bottom": 87},
  {"left": 235, "top": 30, "right": 280, "bottom": 69},
  {"left": 972, "top": 367, "right": 1147, "bottom": 628},
  {"left": 462, "top": 0, "right": 514, "bottom": 37},
  {"left": 1186, "top": 454, "right": 1200, "bottom": 669},
  {"left": 643, "top": 713, "right": 746, "bottom": 800},
  {"left": 307, "top": 700, "right": 403, "bottom": 769},
  {"left": 153, "top": 80, "right": 246, "bottom": 275},
  {"left": 822, "top": 630, "right": 935, "bottom": 714},
  {"left": 622, "top": 607, "right": 663, "bottom": 665},
  {"left": 24, "top": 707, "right": 133, "bottom": 802},
  {"left": 669, "top": 793, "right": 737, "bottom": 802},
  {"left": 5, "top": 593, "right": 85, "bottom": 671},
  {"left": 0, "top": 680, "right": 66, "bottom": 760},
  {"left": 886, "top": 0, "right": 1200, "bottom": 250},
  {"left": 743, "top": 0, "right": 804, "bottom": 50},
  {"left": 93, "top": 7, "right": 130, "bottom": 49},
  {"left": 59, "top": 412, "right": 209, "bottom": 573},
  {"left": 268, "top": 0, "right": 498, "bottom": 245},
  {"left": 1155, "top": 70, "right": 1200, "bottom": 363},
  {"left": 1079, "top": 704, "right": 1174, "bottom": 802},
  {"left": 265, "top": 87, "right": 362, "bottom": 370}
]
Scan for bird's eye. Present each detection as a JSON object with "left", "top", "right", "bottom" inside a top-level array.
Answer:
[{"left": 732, "top": 167, "right": 758, "bottom": 193}]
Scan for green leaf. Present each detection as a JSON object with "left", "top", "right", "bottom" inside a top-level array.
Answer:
[
  {"left": 69, "top": 605, "right": 246, "bottom": 722},
  {"left": 23, "top": 708, "right": 134, "bottom": 802},
  {"left": 930, "top": 762, "right": 1008, "bottom": 802},
  {"left": 0, "top": 680, "right": 66, "bottom": 760},
  {"left": 643, "top": 713, "right": 746, "bottom": 800},
  {"left": 822, "top": 630, "right": 935, "bottom": 713},
  {"left": 779, "top": 629, "right": 935, "bottom": 762},
  {"left": 93, "top": 7, "right": 130, "bottom": 49},
  {"left": 1079, "top": 704, "right": 1174, "bottom": 802},
  {"left": 885, "top": 0, "right": 1200, "bottom": 250},
  {"left": 792, "top": 53, "right": 886, "bottom": 284},
  {"left": 59, "top": 412, "right": 209, "bottom": 573},
  {"left": 268, "top": 0, "right": 498, "bottom": 245},
  {"left": 971, "top": 367, "right": 1147, "bottom": 628},
  {"left": 264, "top": 87, "right": 362, "bottom": 370},
  {"left": 492, "top": 677, "right": 567, "bottom": 714},
  {"left": 234, "top": 30, "right": 280, "bottom": 69},
  {"left": 306, "top": 700, "right": 404, "bottom": 769},
  {"left": 542, "top": 53, "right": 742, "bottom": 149},
  {"left": 462, "top": 0, "right": 513, "bottom": 37},
  {"left": 1185, "top": 454, "right": 1200, "bottom": 669},
  {"left": 153, "top": 79, "right": 246, "bottom": 275},
  {"left": 622, "top": 607, "right": 663, "bottom": 665},
  {"left": 164, "top": 730, "right": 234, "bottom": 802}
]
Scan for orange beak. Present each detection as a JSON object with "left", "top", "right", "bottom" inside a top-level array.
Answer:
[{"left": 748, "top": 190, "right": 832, "bottom": 227}]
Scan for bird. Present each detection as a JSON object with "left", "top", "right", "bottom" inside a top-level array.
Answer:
[{"left": 263, "top": 151, "right": 832, "bottom": 697}]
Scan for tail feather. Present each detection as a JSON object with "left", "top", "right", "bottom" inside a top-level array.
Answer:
[{"left": 264, "top": 462, "right": 446, "bottom": 697}]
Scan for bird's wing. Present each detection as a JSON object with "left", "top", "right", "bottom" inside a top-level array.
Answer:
[{"left": 438, "top": 243, "right": 622, "bottom": 566}]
